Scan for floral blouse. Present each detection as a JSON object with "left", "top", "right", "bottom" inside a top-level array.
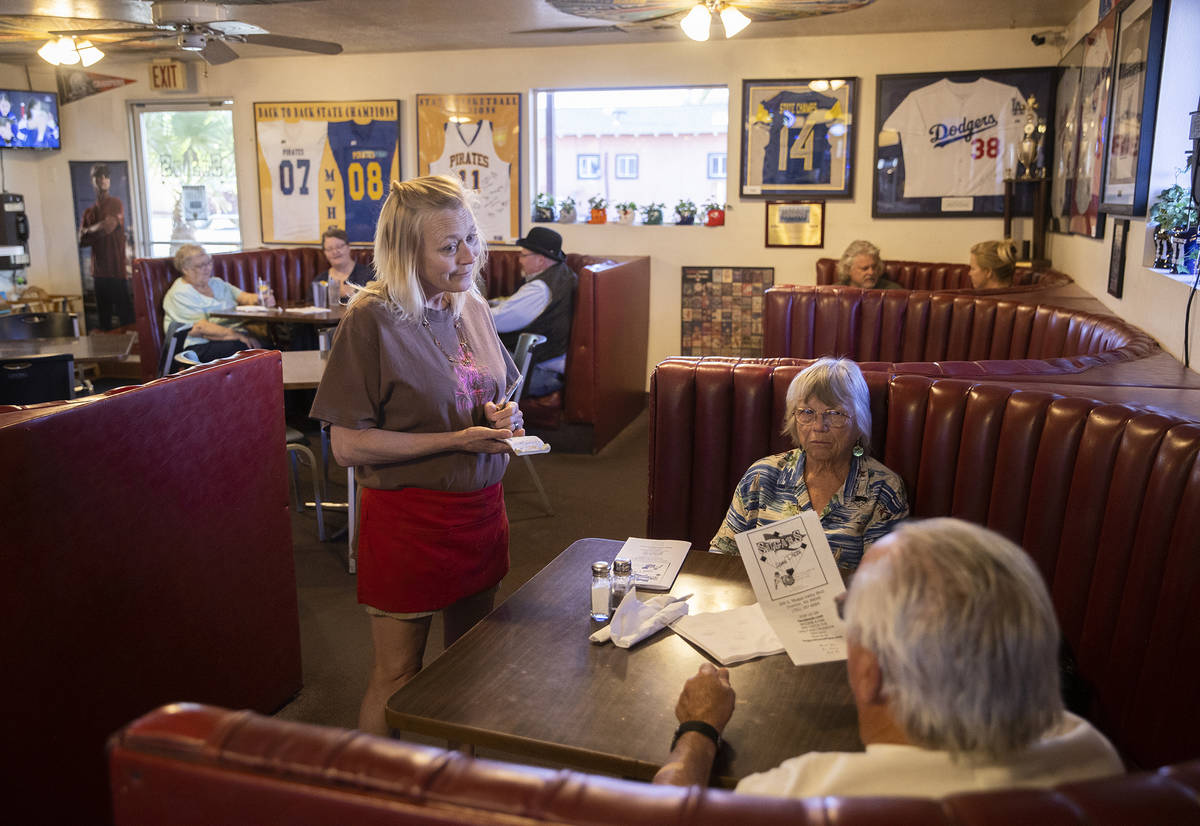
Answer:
[{"left": 710, "top": 449, "right": 909, "bottom": 573}]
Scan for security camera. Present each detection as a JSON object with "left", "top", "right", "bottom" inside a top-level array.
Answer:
[{"left": 1031, "top": 30, "right": 1065, "bottom": 47}]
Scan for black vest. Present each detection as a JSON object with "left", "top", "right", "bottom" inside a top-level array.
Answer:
[{"left": 499, "top": 261, "right": 576, "bottom": 367}]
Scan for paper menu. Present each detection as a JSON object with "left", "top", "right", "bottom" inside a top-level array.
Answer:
[
  {"left": 615, "top": 537, "right": 690, "bottom": 591},
  {"left": 733, "top": 512, "right": 848, "bottom": 666}
]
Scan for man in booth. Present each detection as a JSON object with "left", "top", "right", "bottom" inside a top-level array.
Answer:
[
  {"left": 653, "top": 518, "right": 1123, "bottom": 798},
  {"left": 489, "top": 226, "right": 576, "bottom": 397}
]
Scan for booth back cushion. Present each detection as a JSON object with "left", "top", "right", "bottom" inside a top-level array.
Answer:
[
  {"left": 762, "top": 286, "right": 1158, "bottom": 372},
  {"left": 0, "top": 350, "right": 301, "bottom": 826},
  {"left": 814, "top": 257, "right": 1072, "bottom": 290},
  {"left": 109, "top": 704, "right": 1200, "bottom": 826},
  {"left": 647, "top": 358, "right": 1200, "bottom": 770}
]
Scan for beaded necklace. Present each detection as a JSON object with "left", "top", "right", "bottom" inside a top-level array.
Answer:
[{"left": 421, "top": 315, "right": 476, "bottom": 367}]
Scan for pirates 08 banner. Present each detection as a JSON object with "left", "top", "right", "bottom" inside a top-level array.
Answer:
[
  {"left": 254, "top": 100, "right": 400, "bottom": 244},
  {"left": 417, "top": 93, "right": 520, "bottom": 244}
]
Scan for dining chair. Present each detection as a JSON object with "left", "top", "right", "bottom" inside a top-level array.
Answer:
[
  {"left": 158, "top": 322, "right": 193, "bottom": 377},
  {"left": 0, "top": 353, "right": 75, "bottom": 404},
  {"left": 0, "top": 312, "right": 80, "bottom": 341},
  {"left": 15, "top": 285, "right": 53, "bottom": 313},
  {"left": 510, "top": 332, "right": 553, "bottom": 516},
  {"left": 175, "top": 350, "right": 328, "bottom": 541}
]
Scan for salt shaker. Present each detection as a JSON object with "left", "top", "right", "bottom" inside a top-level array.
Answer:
[
  {"left": 610, "top": 558, "right": 632, "bottom": 614},
  {"left": 590, "top": 561, "right": 612, "bottom": 621}
]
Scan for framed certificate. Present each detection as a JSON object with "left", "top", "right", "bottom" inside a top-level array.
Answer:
[
  {"left": 1100, "top": 0, "right": 1168, "bottom": 215},
  {"left": 740, "top": 77, "right": 856, "bottom": 199},
  {"left": 765, "top": 200, "right": 824, "bottom": 248}
]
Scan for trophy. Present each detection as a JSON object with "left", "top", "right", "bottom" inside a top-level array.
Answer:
[{"left": 1016, "top": 95, "right": 1046, "bottom": 180}]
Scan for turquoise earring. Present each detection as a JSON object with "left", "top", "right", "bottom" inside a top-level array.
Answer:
[{"left": 852, "top": 443, "right": 864, "bottom": 457}]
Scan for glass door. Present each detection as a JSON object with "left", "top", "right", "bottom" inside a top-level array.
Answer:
[{"left": 129, "top": 100, "right": 241, "bottom": 259}]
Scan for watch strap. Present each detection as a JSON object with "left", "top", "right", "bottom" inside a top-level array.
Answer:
[{"left": 671, "top": 720, "right": 722, "bottom": 752}]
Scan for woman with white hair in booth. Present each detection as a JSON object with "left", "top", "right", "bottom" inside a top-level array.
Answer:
[{"left": 709, "top": 357, "right": 908, "bottom": 575}]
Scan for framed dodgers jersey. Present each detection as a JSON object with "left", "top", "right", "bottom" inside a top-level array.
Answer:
[{"left": 254, "top": 100, "right": 400, "bottom": 244}]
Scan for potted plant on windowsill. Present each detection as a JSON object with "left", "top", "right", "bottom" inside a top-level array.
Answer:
[
  {"left": 533, "top": 193, "right": 556, "bottom": 223},
  {"left": 674, "top": 199, "right": 697, "bottom": 225},
  {"left": 557, "top": 196, "right": 577, "bottom": 224},
  {"left": 615, "top": 201, "right": 637, "bottom": 224},
  {"left": 588, "top": 195, "right": 608, "bottom": 224},
  {"left": 1148, "top": 171, "right": 1198, "bottom": 275},
  {"left": 702, "top": 199, "right": 727, "bottom": 227},
  {"left": 641, "top": 202, "right": 664, "bottom": 225}
]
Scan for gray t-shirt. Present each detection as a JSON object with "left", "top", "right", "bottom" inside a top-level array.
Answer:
[{"left": 310, "top": 291, "right": 518, "bottom": 492}]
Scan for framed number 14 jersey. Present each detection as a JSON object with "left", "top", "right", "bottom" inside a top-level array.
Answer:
[{"left": 254, "top": 101, "right": 400, "bottom": 245}]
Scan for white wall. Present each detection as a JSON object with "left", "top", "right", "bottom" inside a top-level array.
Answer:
[
  {"left": 1051, "top": 0, "right": 1200, "bottom": 364},
  {"left": 0, "top": 25, "right": 1096, "bottom": 379}
]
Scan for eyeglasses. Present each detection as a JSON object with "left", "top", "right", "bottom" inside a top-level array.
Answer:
[
  {"left": 795, "top": 408, "right": 852, "bottom": 428},
  {"left": 323, "top": 243, "right": 350, "bottom": 255},
  {"left": 186, "top": 257, "right": 214, "bottom": 271}
]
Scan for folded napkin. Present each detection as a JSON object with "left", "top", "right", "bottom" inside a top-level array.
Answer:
[
  {"left": 288, "top": 306, "right": 331, "bottom": 315},
  {"left": 670, "top": 603, "right": 785, "bottom": 665},
  {"left": 589, "top": 590, "right": 690, "bottom": 648},
  {"left": 235, "top": 304, "right": 270, "bottom": 313}
]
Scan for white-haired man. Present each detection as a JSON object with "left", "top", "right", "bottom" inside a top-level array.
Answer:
[{"left": 653, "top": 518, "right": 1123, "bottom": 797}]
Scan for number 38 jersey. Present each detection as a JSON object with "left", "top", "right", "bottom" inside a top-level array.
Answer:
[
  {"left": 429, "top": 120, "right": 510, "bottom": 243},
  {"left": 259, "top": 120, "right": 328, "bottom": 242},
  {"left": 883, "top": 78, "right": 1027, "bottom": 198},
  {"left": 328, "top": 119, "right": 399, "bottom": 243}
]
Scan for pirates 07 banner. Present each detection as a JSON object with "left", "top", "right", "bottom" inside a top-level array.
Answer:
[
  {"left": 254, "top": 100, "right": 400, "bottom": 244},
  {"left": 417, "top": 93, "right": 520, "bottom": 244}
]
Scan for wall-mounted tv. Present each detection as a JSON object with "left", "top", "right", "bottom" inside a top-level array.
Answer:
[{"left": 0, "top": 89, "right": 61, "bottom": 150}]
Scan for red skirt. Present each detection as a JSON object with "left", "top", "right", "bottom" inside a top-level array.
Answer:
[{"left": 357, "top": 482, "right": 509, "bottom": 613}]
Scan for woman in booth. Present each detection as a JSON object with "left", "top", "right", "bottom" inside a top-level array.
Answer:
[
  {"left": 310, "top": 175, "right": 522, "bottom": 736},
  {"left": 710, "top": 358, "right": 908, "bottom": 575},
  {"left": 319, "top": 228, "right": 375, "bottom": 302},
  {"left": 161, "top": 243, "right": 268, "bottom": 361},
  {"left": 968, "top": 239, "right": 1018, "bottom": 289}
]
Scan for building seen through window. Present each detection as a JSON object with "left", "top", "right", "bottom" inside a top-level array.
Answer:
[{"left": 535, "top": 87, "right": 728, "bottom": 217}]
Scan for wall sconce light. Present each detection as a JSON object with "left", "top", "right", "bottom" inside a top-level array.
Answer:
[
  {"left": 681, "top": 2, "right": 751, "bottom": 42},
  {"left": 37, "top": 36, "right": 104, "bottom": 67}
]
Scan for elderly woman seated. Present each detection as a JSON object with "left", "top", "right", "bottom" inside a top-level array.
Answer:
[
  {"left": 710, "top": 357, "right": 908, "bottom": 574},
  {"left": 968, "top": 239, "right": 1018, "bottom": 289},
  {"left": 162, "top": 243, "right": 269, "bottom": 361},
  {"left": 835, "top": 240, "right": 902, "bottom": 290}
]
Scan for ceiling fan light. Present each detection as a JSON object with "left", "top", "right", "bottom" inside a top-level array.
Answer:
[
  {"left": 719, "top": 6, "right": 751, "bottom": 38},
  {"left": 680, "top": 4, "right": 712, "bottom": 42},
  {"left": 56, "top": 36, "right": 82, "bottom": 65},
  {"left": 77, "top": 40, "right": 104, "bottom": 67},
  {"left": 37, "top": 39, "right": 61, "bottom": 65}
]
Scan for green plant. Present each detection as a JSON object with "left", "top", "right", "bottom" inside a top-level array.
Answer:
[
  {"left": 534, "top": 192, "right": 555, "bottom": 210},
  {"left": 559, "top": 196, "right": 576, "bottom": 212},
  {"left": 588, "top": 195, "right": 608, "bottom": 211},
  {"left": 640, "top": 202, "right": 664, "bottom": 224},
  {"left": 615, "top": 201, "right": 637, "bottom": 213},
  {"left": 1149, "top": 168, "right": 1198, "bottom": 232},
  {"left": 701, "top": 198, "right": 726, "bottom": 213},
  {"left": 674, "top": 199, "right": 697, "bottom": 217}
]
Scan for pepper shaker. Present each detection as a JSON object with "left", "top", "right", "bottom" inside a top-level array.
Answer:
[
  {"left": 610, "top": 558, "right": 633, "bottom": 614},
  {"left": 590, "top": 561, "right": 612, "bottom": 621}
]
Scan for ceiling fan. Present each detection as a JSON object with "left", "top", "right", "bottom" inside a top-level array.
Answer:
[{"left": 50, "top": 1, "right": 342, "bottom": 65}]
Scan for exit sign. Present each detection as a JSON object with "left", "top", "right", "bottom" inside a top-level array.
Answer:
[{"left": 151, "top": 60, "right": 187, "bottom": 91}]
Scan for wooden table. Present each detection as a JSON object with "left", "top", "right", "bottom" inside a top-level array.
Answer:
[
  {"left": 208, "top": 304, "right": 345, "bottom": 327},
  {"left": 0, "top": 332, "right": 135, "bottom": 362},
  {"left": 385, "top": 537, "right": 859, "bottom": 787},
  {"left": 281, "top": 349, "right": 329, "bottom": 389}
]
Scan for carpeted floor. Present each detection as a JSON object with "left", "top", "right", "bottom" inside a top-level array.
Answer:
[{"left": 275, "top": 410, "right": 650, "bottom": 732}]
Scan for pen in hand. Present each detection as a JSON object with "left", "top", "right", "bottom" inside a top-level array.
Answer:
[{"left": 498, "top": 377, "right": 522, "bottom": 407}]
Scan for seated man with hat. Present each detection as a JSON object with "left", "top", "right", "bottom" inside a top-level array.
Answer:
[{"left": 490, "top": 227, "right": 577, "bottom": 397}]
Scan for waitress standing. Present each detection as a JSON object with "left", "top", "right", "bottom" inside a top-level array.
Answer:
[{"left": 310, "top": 175, "right": 522, "bottom": 735}]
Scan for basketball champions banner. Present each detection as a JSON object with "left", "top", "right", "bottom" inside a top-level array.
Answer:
[
  {"left": 416, "top": 93, "right": 520, "bottom": 244},
  {"left": 254, "top": 100, "right": 400, "bottom": 245}
]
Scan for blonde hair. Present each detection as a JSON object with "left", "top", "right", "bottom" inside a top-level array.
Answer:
[
  {"left": 836, "top": 240, "right": 882, "bottom": 285},
  {"left": 362, "top": 174, "right": 487, "bottom": 320},
  {"left": 970, "top": 239, "right": 1017, "bottom": 286}
]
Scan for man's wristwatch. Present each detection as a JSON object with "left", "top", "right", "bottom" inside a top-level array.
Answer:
[{"left": 671, "top": 720, "right": 722, "bottom": 751}]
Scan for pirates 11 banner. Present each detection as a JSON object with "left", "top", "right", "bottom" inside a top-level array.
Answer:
[
  {"left": 417, "top": 93, "right": 521, "bottom": 244},
  {"left": 254, "top": 100, "right": 400, "bottom": 245}
]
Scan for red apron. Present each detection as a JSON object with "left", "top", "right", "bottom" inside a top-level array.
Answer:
[{"left": 357, "top": 482, "right": 509, "bottom": 613}]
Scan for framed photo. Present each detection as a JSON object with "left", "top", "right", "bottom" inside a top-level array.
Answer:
[
  {"left": 1100, "top": 0, "right": 1168, "bottom": 215},
  {"left": 253, "top": 101, "right": 400, "bottom": 245},
  {"left": 1108, "top": 217, "right": 1129, "bottom": 297},
  {"left": 681, "top": 266, "right": 774, "bottom": 357},
  {"left": 70, "top": 160, "right": 135, "bottom": 332},
  {"left": 1050, "top": 40, "right": 1084, "bottom": 234},
  {"left": 417, "top": 93, "right": 521, "bottom": 244},
  {"left": 872, "top": 67, "right": 1056, "bottom": 218},
  {"left": 765, "top": 200, "right": 824, "bottom": 248},
  {"left": 1069, "top": 12, "right": 1116, "bottom": 238},
  {"left": 740, "top": 77, "right": 856, "bottom": 199}
]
